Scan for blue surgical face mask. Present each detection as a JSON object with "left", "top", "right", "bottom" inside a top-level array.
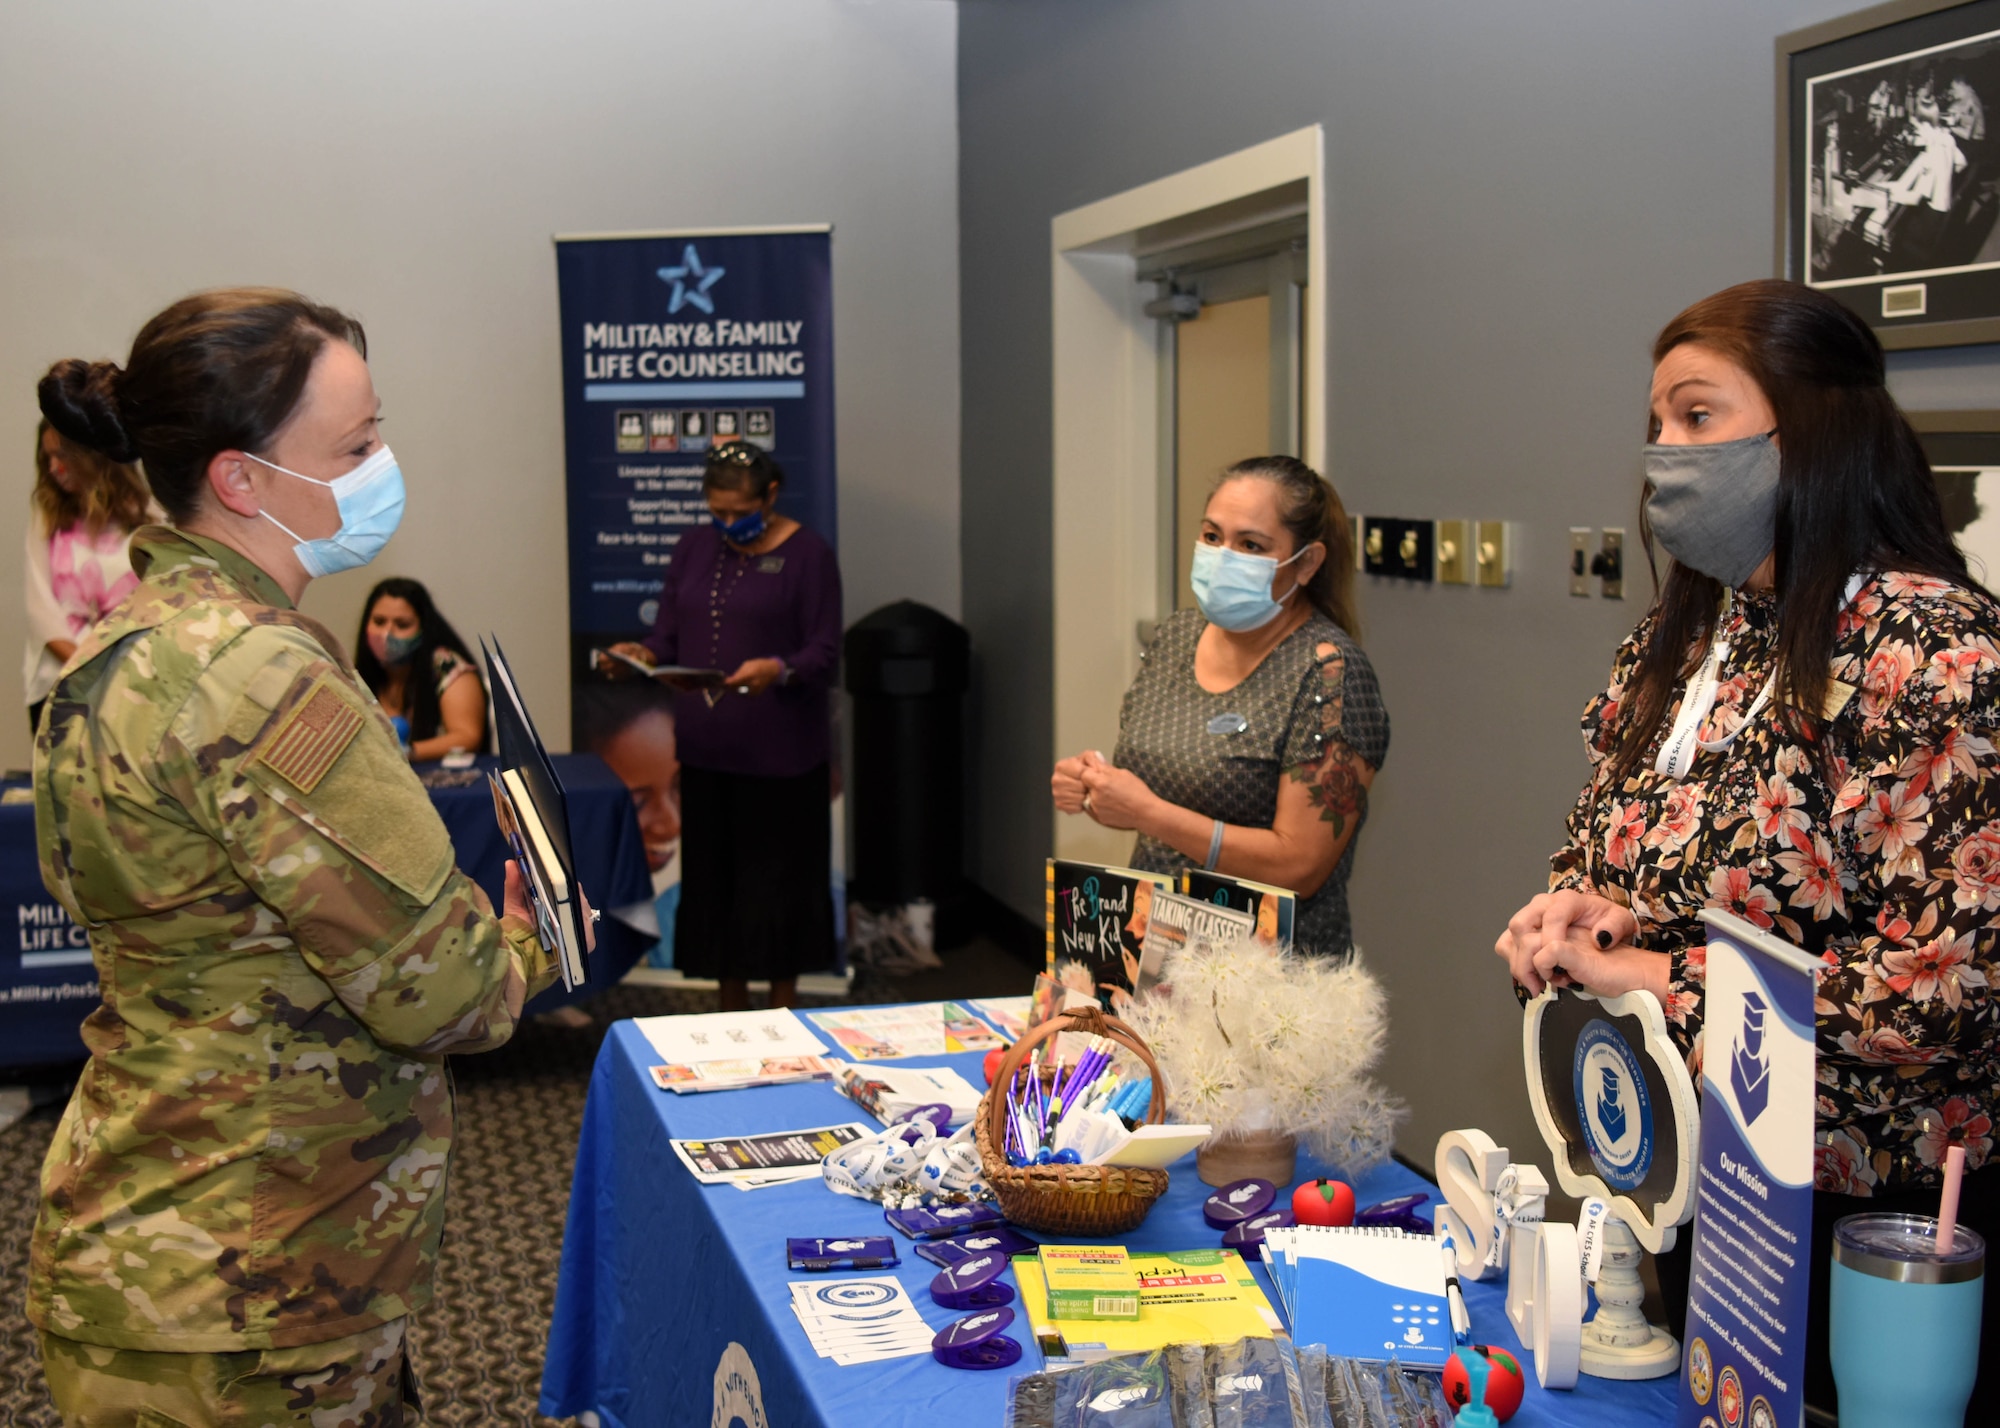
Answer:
[
  {"left": 250, "top": 445, "right": 406, "bottom": 579},
  {"left": 713, "top": 506, "right": 767, "bottom": 545},
  {"left": 1190, "top": 541, "right": 1312, "bottom": 632}
]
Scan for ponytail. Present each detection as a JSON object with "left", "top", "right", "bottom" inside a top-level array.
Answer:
[{"left": 1218, "top": 455, "right": 1360, "bottom": 638}]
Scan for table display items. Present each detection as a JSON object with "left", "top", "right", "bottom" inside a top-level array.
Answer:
[
  {"left": 1001, "top": 1338, "right": 1452, "bottom": 1428},
  {"left": 1828, "top": 1211, "right": 1985, "bottom": 1428},
  {"left": 1292, "top": 1177, "right": 1356, "bottom": 1226},
  {"left": 1221, "top": 1208, "right": 1294, "bottom": 1252},
  {"left": 788, "top": 1276, "right": 936, "bottom": 1366},
  {"left": 931, "top": 1251, "right": 1016, "bottom": 1311},
  {"left": 1044, "top": 859, "right": 1175, "bottom": 1009},
  {"left": 1442, "top": 1344, "right": 1525, "bottom": 1423},
  {"left": 786, "top": 1236, "right": 900, "bottom": 1272},
  {"left": 1012, "top": 1248, "right": 1282, "bottom": 1366},
  {"left": 1120, "top": 935, "right": 1403, "bottom": 1188},
  {"left": 1446, "top": 1348, "right": 1503, "bottom": 1428},
  {"left": 833, "top": 1061, "right": 984, "bottom": 1128},
  {"left": 1677, "top": 911, "right": 1825, "bottom": 1428},
  {"left": 913, "top": 1225, "right": 1041, "bottom": 1268},
  {"left": 1261, "top": 1225, "right": 1455, "bottom": 1369},
  {"left": 671, "top": 1122, "right": 874, "bottom": 1188},
  {"left": 821, "top": 1106, "right": 992, "bottom": 1209},
  {"left": 1039, "top": 1244, "right": 1142, "bottom": 1320},
  {"left": 1522, "top": 984, "right": 1697, "bottom": 1381},
  {"left": 933, "top": 1307, "right": 1024, "bottom": 1371},
  {"left": 1355, "top": 1192, "right": 1433, "bottom": 1234},
  {"left": 976, "top": 1003, "right": 1173, "bottom": 1235}
]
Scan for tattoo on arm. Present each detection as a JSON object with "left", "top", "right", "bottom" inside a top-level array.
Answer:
[{"left": 1291, "top": 740, "right": 1369, "bottom": 836}]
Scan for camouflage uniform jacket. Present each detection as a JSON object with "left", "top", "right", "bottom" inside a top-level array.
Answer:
[{"left": 29, "top": 526, "right": 555, "bottom": 1353}]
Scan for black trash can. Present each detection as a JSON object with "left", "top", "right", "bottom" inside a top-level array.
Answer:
[{"left": 844, "top": 601, "right": 969, "bottom": 933}]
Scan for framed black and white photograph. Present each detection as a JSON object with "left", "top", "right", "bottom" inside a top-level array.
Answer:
[
  {"left": 1917, "top": 410, "right": 2000, "bottom": 581},
  {"left": 1780, "top": 1, "right": 2000, "bottom": 348}
]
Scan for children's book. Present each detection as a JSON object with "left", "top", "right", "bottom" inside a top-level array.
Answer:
[
  {"left": 1134, "top": 890, "right": 1256, "bottom": 994},
  {"left": 1180, "top": 870, "right": 1296, "bottom": 951},
  {"left": 1045, "top": 860, "right": 1174, "bottom": 1011}
]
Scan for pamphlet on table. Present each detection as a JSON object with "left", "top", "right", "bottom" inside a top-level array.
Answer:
[
  {"left": 789, "top": 1276, "right": 934, "bottom": 1365},
  {"left": 1261, "top": 1225, "right": 1453, "bottom": 1368},
  {"left": 833, "top": 1062, "right": 983, "bottom": 1128},
  {"left": 670, "top": 1121, "right": 872, "bottom": 1186},
  {"left": 651, "top": 1055, "right": 840, "bottom": 1094},
  {"left": 967, "top": 995, "right": 1032, "bottom": 1042},
  {"left": 635, "top": 1008, "right": 829, "bottom": 1067},
  {"left": 805, "top": 1002, "right": 1006, "bottom": 1060}
]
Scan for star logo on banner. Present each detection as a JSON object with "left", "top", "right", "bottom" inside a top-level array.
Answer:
[{"left": 657, "top": 244, "right": 726, "bottom": 315}]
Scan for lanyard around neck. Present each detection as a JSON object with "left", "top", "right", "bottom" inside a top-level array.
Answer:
[{"left": 1653, "top": 573, "right": 1867, "bottom": 781}]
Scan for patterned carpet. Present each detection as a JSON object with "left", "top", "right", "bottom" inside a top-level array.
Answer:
[
  {"left": 0, "top": 937, "right": 1036, "bottom": 1425},
  {"left": 0, "top": 985, "right": 813, "bottom": 1427}
]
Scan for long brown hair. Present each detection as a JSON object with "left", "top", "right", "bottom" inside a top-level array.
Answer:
[
  {"left": 38, "top": 288, "right": 367, "bottom": 524},
  {"left": 1218, "top": 455, "right": 1361, "bottom": 637},
  {"left": 1609, "top": 279, "right": 1976, "bottom": 785},
  {"left": 32, "top": 419, "right": 150, "bottom": 537}
]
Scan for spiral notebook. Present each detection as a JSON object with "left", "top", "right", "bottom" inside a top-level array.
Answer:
[{"left": 1261, "top": 1225, "right": 1452, "bottom": 1369}]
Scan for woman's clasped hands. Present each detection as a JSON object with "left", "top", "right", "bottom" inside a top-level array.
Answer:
[
  {"left": 1051, "top": 749, "right": 1156, "bottom": 831},
  {"left": 1494, "top": 887, "right": 1668, "bottom": 1001}
]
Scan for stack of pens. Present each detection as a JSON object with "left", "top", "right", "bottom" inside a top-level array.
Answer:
[{"left": 1001, "top": 1036, "right": 1153, "bottom": 1167}]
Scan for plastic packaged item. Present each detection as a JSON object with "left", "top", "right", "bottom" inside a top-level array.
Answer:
[{"left": 1207, "top": 1335, "right": 1307, "bottom": 1428}]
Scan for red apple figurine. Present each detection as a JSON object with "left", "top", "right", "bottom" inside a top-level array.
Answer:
[
  {"left": 1291, "top": 1178, "right": 1355, "bottom": 1227},
  {"left": 983, "top": 1047, "right": 1010, "bottom": 1086},
  {"left": 1442, "top": 1344, "right": 1525, "bottom": 1422}
]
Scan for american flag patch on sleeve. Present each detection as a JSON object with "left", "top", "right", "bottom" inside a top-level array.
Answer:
[{"left": 259, "top": 680, "right": 366, "bottom": 793}]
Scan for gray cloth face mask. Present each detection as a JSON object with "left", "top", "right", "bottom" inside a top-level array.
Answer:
[{"left": 1642, "top": 431, "right": 1780, "bottom": 588}]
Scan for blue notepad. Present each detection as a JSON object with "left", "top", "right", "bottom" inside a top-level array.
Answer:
[{"left": 1264, "top": 1226, "right": 1452, "bottom": 1369}]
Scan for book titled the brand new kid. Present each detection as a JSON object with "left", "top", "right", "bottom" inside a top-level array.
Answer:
[
  {"left": 1045, "top": 860, "right": 1174, "bottom": 1009},
  {"left": 1180, "top": 870, "right": 1296, "bottom": 951}
]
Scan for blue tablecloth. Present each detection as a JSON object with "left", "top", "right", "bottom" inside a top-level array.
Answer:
[
  {"left": 540, "top": 1016, "right": 1679, "bottom": 1427},
  {"left": 0, "top": 753, "right": 651, "bottom": 1070}
]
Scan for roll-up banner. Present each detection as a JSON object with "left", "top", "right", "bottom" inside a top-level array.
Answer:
[
  {"left": 1678, "top": 909, "right": 1818, "bottom": 1428},
  {"left": 554, "top": 228, "right": 836, "bottom": 962}
]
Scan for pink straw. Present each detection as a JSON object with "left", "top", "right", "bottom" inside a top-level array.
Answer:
[{"left": 1936, "top": 1144, "right": 1966, "bottom": 1253}]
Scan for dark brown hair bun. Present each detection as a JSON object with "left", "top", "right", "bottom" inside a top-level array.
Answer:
[{"left": 38, "top": 358, "right": 138, "bottom": 465}]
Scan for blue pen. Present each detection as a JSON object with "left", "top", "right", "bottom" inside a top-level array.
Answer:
[{"left": 1439, "top": 1232, "right": 1472, "bottom": 1343}]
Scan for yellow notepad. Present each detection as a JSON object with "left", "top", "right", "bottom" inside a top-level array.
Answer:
[
  {"left": 1015, "top": 1248, "right": 1284, "bottom": 1363},
  {"left": 1038, "top": 1244, "right": 1141, "bottom": 1320}
]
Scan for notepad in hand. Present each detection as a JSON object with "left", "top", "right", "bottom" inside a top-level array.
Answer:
[{"left": 1264, "top": 1225, "right": 1453, "bottom": 1368}]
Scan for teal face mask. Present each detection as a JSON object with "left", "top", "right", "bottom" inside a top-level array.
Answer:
[
  {"left": 1190, "top": 541, "right": 1311, "bottom": 632},
  {"left": 251, "top": 445, "right": 406, "bottom": 579}
]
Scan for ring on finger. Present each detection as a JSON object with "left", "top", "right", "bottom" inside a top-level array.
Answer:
[{"left": 1082, "top": 791, "right": 1094, "bottom": 813}]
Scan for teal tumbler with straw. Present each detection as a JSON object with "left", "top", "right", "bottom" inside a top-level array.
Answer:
[{"left": 1829, "top": 1211, "right": 1984, "bottom": 1427}]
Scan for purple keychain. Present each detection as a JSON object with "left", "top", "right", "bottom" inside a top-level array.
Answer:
[
  {"left": 885, "top": 1203, "right": 1008, "bottom": 1240},
  {"left": 1354, "top": 1192, "right": 1433, "bottom": 1234},
  {"left": 930, "top": 1251, "right": 1016, "bottom": 1311},
  {"left": 1221, "top": 1207, "right": 1295, "bottom": 1251},
  {"left": 914, "top": 1225, "right": 1040, "bottom": 1268},
  {"left": 1202, "top": 1178, "right": 1277, "bottom": 1229},
  {"left": 932, "top": 1306, "right": 1022, "bottom": 1370}
]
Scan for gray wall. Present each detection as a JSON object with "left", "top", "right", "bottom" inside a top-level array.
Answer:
[
  {"left": 957, "top": 0, "right": 2000, "bottom": 1168},
  {"left": 1, "top": 0, "right": 960, "bottom": 772}
]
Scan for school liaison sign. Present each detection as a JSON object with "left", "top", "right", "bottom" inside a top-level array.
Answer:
[{"left": 553, "top": 227, "right": 836, "bottom": 681}]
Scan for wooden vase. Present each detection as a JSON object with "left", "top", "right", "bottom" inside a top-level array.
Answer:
[{"left": 1195, "top": 1129, "right": 1298, "bottom": 1188}]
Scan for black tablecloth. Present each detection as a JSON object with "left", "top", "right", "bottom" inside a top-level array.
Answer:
[{"left": 0, "top": 753, "right": 651, "bottom": 1072}]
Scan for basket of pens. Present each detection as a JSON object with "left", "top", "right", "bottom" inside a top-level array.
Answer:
[{"left": 976, "top": 1002, "right": 1170, "bottom": 1236}]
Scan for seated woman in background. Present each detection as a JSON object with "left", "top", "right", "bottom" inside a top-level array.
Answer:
[
  {"left": 1051, "top": 455, "right": 1390, "bottom": 960},
  {"left": 354, "top": 576, "right": 487, "bottom": 760},
  {"left": 22, "top": 419, "right": 153, "bottom": 733}
]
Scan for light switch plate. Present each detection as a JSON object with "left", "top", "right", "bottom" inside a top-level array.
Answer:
[
  {"left": 1475, "top": 521, "right": 1512, "bottom": 588},
  {"left": 1569, "top": 527, "right": 1592, "bottom": 597},
  {"left": 1598, "top": 528, "right": 1624, "bottom": 600},
  {"left": 1436, "top": 520, "right": 1470, "bottom": 584}
]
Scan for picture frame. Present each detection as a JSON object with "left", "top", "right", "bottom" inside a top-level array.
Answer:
[
  {"left": 1777, "top": 0, "right": 2000, "bottom": 349},
  {"left": 1914, "top": 408, "right": 2000, "bottom": 580}
]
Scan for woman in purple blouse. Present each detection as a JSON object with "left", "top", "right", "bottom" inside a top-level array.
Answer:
[{"left": 604, "top": 441, "right": 842, "bottom": 1009}]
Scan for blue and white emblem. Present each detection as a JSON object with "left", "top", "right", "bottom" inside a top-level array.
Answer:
[{"left": 1572, "top": 1018, "right": 1655, "bottom": 1193}]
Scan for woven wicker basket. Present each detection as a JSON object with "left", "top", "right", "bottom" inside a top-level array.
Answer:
[{"left": 975, "top": 1002, "right": 1170, "bottom": 1236}]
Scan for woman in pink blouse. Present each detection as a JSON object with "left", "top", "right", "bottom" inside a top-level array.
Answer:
[
  {"left": 1494, "top": 280, "right": 1998, "bottom": 1417},
  {"left": 22, "top": 419, "right": 152, "bottom": 733}
]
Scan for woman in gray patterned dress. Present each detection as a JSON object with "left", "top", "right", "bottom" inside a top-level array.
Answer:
[{"left": 1051, "top": 456, "right": 1390, "bottom": 958}]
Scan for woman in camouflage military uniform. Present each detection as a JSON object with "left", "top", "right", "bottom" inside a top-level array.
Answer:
[{"left": 30, "top": 289, "right": 556, "bottom": 1427}]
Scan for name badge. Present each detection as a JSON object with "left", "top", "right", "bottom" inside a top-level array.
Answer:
[
  {"left": 1207, "top": 712, "right": 1248, "bottom": 737},
  {"left": 757, "top": 556, "right": 786, "bottom": 574}
]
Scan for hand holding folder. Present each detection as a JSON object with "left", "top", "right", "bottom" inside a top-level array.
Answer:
[{"left": 483, "top": 636, "right": 593, "bottom": 990}]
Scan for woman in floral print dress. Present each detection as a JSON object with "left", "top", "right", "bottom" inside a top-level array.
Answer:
[{"left": 1494, "top": 280, "right": 1997, "bottom": 1417}]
